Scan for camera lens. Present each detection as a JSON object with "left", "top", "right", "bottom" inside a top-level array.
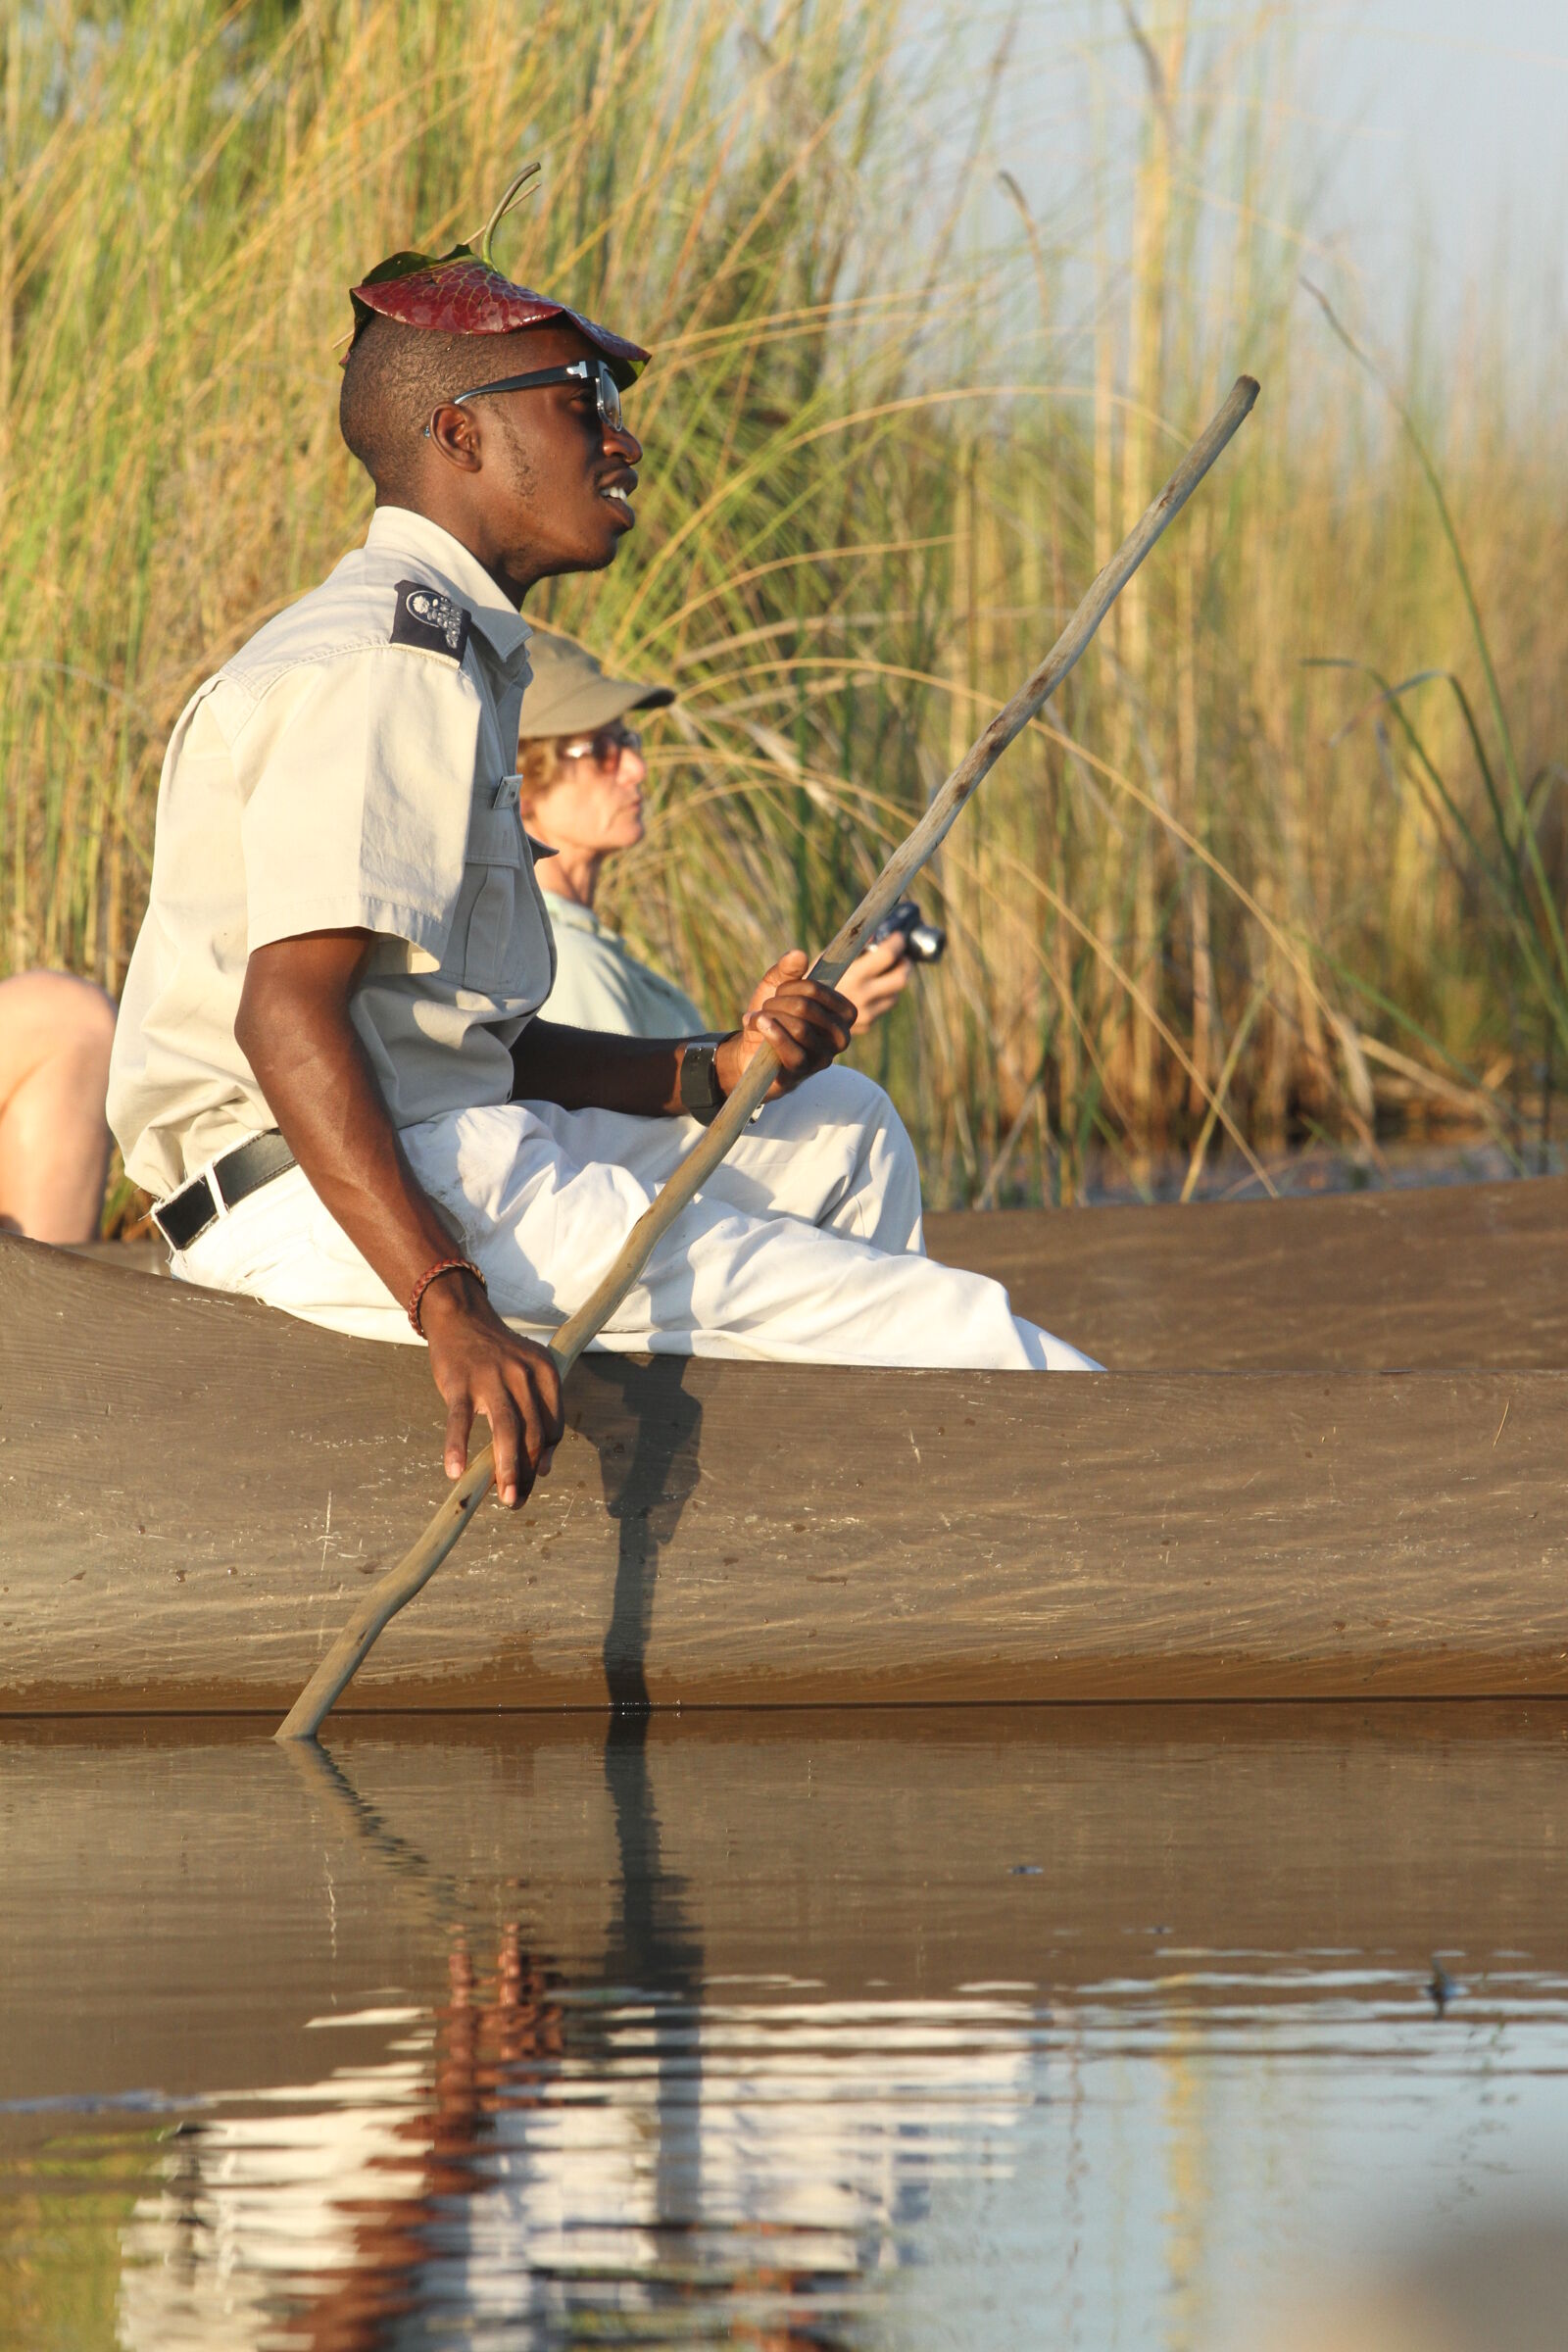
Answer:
[{"left": 870, "top": 898, "right": 916, "bottom": 947}]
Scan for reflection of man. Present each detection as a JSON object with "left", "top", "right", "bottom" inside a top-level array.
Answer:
[
  {"left": 117, "top": 1924, "right": 567, "bottom": 2352},
  {"left": 107, "top": 207, "right": 1096, "bottom": 1513},
  {"left": 113, "top": 1917, "right": 1036, "bottom": 2351}
]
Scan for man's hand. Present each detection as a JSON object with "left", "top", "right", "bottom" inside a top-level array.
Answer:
[
  {"left": 719, "top": 951, "right": 857, "bottom": 1100},
  {"left": 418, "top": 1269, "right": 564, "bottom": 1508},
  {"left": 839, "top": 934, "right": 913, "bottom": 1032},
  {"left": 237, "top": 931, "right": 563, "bottom": 1509},
  {"left": 515, "top": 960, "right": 853, "bottom": 1123}
]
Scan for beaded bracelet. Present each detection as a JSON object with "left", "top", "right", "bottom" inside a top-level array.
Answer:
[{"left": 408, "top": 1255, "right": 486, "bottom": 1338}]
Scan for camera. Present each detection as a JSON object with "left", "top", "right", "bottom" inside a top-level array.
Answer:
[{"left": 870, "top": 897, "right": 947, "bottom": 964}]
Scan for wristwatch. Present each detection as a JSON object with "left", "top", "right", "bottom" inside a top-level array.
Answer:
[{"left": 678, "top": 1034, "right": 733, "bottom": 1125}]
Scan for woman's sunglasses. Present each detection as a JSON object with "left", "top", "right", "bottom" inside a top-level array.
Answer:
[
  {"left": 423, "top": 357, "right": 625, "bottom": 438},
  {"left": 560, "top": 725, "right": 641, "bottom": 771}
]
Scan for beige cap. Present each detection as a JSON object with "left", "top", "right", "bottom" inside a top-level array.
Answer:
[{"left": 519, "top": 628, "right": 674, "bottom": 740}]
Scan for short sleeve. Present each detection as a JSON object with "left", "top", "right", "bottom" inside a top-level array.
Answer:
[{"left": 233, "top": 646, "right": 480, "bottom": 958}]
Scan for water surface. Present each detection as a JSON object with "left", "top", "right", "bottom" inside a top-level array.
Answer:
[{"left": 3, "top": 1707, "right": 1566, "bottom": 2348}]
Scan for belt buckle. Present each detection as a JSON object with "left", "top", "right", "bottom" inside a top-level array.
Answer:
[
  {"left": 148, "top": 1198, "right": 181, "bottom": 1252},
  {"left": 150, "top": 1169, "right": 220, "bottom": 1254}
]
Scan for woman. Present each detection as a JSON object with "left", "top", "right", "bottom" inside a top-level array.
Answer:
[{"left": 517, "top": 630, "right": 913, "bottom": 1039}]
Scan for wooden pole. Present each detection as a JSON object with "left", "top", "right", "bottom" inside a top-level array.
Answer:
[{"left": 274, "top": 373, "right": 1259, "bottom": 1742}]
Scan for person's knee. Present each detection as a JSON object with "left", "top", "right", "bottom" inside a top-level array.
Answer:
[
  {"left": 0, "top": 969, "right": 116, "bottom": 1085},
  {"left": 792, "top": 1060, "right": 895, "bottom": 1133},
  {"left": 56, "top": 980, "right": 117, "bottom": 1085},
  {"left": 0, "top": 971, "right": 116, "bottom": 1243},
  {"left": 808, "top": 1061, "right": 918, "bottom": 1177}
]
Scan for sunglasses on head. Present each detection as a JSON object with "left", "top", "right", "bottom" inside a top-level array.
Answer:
[
  {"left": 560, "top": 725, "right": 641, "bottom": 770},
  {"left": 422, "top": 356, "right": 625, "bottom": 439}
]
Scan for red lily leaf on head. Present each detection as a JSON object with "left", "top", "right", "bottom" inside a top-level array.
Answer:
[{"left": 348, "top": 164, "right": 649, "bottom": 384}]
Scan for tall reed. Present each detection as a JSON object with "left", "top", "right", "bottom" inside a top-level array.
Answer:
[{"left": 1, "top": 0, "right": 1562, "bottom": 1205}]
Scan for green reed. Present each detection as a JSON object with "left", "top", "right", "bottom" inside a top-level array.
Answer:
[{"left": 1, "top": 0, "right": 1563, "bottom": 1207}]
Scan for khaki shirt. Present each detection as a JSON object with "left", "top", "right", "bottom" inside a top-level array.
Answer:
[
  {"left": 541, "top": 894, "right": 708, "bottom": 1038},
  {"left": 109, "top": 509, "right": 556, "bottom": 1197}
]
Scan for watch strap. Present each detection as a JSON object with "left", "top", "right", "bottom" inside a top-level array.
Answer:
[{"left": 678, "top": 1034, "right": 731, "bottom": 1125}]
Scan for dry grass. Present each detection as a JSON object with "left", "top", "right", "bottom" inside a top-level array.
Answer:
[{"left": 2, "top": 0, "right": 1564, "bottom": 1206}]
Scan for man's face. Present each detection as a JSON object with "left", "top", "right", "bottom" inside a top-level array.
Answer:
[{"left": 426, "top": 321, "right": 643, "bottom": 598}]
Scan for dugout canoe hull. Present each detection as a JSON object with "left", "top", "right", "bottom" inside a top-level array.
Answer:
[
  {"left": 4, "top": 1199, "right": 1567, "bottom": 1714},
  {"left": 85, "top": 1169, "right": 1568, "bottom": 1370},
  {"left": 929, "top": 1169, "right": 1568, "bottom": 1371}
]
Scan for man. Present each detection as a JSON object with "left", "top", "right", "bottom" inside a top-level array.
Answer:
[{"left": 108, "top": 214, "right": 1095, "bottom": 1516}]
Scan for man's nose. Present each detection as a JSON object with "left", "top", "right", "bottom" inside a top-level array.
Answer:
[
  {"left": 620, "top": 745, "right": 648, "bottom": 788},
  {"left": 604, "top": 420, "right": 642, "bottom": 466}
]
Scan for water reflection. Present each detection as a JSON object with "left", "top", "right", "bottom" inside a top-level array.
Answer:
[
  {"left": 110, "top": 1727, "right": 1037, "bottom": 2348},
  {"left": 3, "top": 1707, "right": 1567, "bottom": 2350}
]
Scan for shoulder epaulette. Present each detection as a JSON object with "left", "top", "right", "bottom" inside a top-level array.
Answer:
[{"left": 390, "top": 579, "right": 472, "bottom": 663}]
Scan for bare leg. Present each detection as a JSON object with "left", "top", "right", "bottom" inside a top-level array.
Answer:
[{"left": 0, "top": 972, "right": 117, "bottom": 1243}]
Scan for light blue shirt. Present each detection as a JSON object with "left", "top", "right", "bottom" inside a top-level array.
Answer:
[{"left": 540, "top": 895, "right": 709, "bottom": 1038}]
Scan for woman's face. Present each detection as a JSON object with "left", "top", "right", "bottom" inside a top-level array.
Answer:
[{"left": 525, "top": 728, "right": 649, "bottom": 858}]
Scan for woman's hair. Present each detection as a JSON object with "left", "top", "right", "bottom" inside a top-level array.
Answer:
[{"left": 516, "top": 736, "right": 566, "bottom": 821}]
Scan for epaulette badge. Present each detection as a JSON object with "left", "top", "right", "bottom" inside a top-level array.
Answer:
[{"left": 391, "top": 579, "right": 472, "bottom": 663}]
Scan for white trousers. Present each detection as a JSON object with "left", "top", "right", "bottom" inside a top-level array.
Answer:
[{"left": 173, "top": 1067, "right": 1100, "bottom": 1371}]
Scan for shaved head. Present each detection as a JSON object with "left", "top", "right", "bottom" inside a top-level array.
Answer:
[
  {"left": 337, "top": 312, "right": 642, "bottom": 601},
  {"left": 340, "top": 315, "right": 491, "bottom": 500}
]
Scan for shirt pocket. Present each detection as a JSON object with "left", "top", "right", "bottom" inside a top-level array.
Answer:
[{"left": 458, "top": 805, "right": 524, "bottom": 993}]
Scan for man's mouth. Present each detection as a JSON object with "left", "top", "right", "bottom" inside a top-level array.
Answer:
[{"left": 598, "top": 468, "right": 637, "bottom": 521}]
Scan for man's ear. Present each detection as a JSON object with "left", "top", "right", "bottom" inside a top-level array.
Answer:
[{"left": 426, "top": 404, "right": 484, "bottom": 472}]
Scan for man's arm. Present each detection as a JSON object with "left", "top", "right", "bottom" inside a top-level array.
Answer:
[
  {"left": 234, "top": 930, "right": 564, "bottom": 1509},
  {"left": 514, "top": 951, "right": 855, "bottom": 1108}
]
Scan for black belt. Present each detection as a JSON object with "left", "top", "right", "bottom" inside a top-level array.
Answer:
[{"left": 152, "top": 1130, "right": 297, "bottom": 1253}]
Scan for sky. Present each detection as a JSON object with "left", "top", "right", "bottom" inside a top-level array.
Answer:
[
  {"left": 947, "top": 1, "right": 1567, "bottom": 377},
  {"left": 1305, "top": 3, "right": 1566, "bottom": 331}
]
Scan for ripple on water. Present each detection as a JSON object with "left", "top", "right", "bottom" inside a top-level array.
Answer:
[{"left": 2, "top": 1706, "right": 1566, "bottom": 2350}]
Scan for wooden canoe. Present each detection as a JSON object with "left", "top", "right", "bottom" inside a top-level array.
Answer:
[
  {"left": 928, "top": 1170, "right": 1568, "bottom": 1370},
  {"left": 4, "top": 1176, "right": 1566, "bottom": 1715}
]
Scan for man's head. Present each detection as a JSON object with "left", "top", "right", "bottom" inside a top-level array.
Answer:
[{"left": 340, "top": 313, "right": 644, "bottom": 604}]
